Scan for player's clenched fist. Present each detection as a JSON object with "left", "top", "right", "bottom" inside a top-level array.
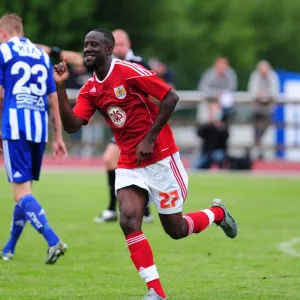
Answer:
[
  {"left": 136, "top": 137, "right": 155, "bottom": 166},
  {"left": 53, "top": 60, "right": 69, "bottom": 85}
]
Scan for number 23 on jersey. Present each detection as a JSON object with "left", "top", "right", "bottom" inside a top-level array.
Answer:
[{"left": 11, "top": 61, "right": 48, "bottom": 96}]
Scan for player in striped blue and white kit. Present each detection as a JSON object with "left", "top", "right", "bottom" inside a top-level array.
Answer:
[{"left": 0, "top": 13, "right": 68, "bottom": 263}]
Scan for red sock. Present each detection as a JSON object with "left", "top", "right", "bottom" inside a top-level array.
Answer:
[
  {"left": 183, "top": 207, "right": 224, "bottom": 235},
  {"left": 126, "top": 232, "right": 166, "bottom": 298},
  {"left": 210, "top": 206, "right": 225, "bottom": 223}
]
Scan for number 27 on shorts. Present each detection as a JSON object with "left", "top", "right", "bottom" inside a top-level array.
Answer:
[{"left": 159, "top": 190, "right": 179, "bottom": 209}]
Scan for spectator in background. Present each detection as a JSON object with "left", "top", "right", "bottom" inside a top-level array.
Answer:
[
  {"left": 113, "top": 29, "right": 151, "bottom": 71},
  {"left": 248, "top": 60, "right": 280, "bottom": 159},
  {"left": 198, "top": 57, "right": 237, "bottom": 125},
  {"left": 149, "top": 57, "right": 176, "bottom": 89},
  {"left": 194, "top": 106, "right": 229, "bottom": 169}
]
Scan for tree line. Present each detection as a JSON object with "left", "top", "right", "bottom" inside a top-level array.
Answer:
[{"left": 2, "top": 0, "right": 300, "bottom": 89}]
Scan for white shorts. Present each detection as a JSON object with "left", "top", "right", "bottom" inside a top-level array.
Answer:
[{"left": 115, "top": 152, "right": 188, "bottom": 214}]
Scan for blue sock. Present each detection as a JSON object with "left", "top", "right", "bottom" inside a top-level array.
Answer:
[
  {"left": 19, "top": 194, "right": 60, "bottom": 247},
  {"left": 2, "top": 204, "right": 26, "bottom": 254}
]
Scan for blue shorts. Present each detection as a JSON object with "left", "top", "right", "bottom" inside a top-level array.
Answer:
[{"left": 3, "top": 139, "right": 46, "bottom": 183}]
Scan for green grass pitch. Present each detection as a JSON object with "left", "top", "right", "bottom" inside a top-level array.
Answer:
[{"left": 0, "top": 170, "right": 300, "bottom": 300}]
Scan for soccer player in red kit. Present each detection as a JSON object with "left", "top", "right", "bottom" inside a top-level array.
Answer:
[{"left": 54, "top": 29, "right": 238, "bottom": 300}]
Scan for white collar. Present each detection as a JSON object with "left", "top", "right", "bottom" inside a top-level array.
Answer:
[{"left": 8, "top": 36, "right": 24, "bottom": 43}]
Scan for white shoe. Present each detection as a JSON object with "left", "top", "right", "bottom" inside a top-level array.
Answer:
[
  {"left": 143, "top": 215, "right": 154, "bottom": 223},
  {"left": 45, "top": 241, "right": 67, "bottom": 264},
  {"left": 1, "top": 251, "right": 14, "bottom": 261},
  {"left": 94, "top": 210, "right": 118, "bottom": 223},
  {"left": 143, "top": 288, "right": 167, "bottom": 300}
]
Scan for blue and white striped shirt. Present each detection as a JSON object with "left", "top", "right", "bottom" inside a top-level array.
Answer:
[{"left": 0, "top": 36, "right": 56, "bottom": 142}]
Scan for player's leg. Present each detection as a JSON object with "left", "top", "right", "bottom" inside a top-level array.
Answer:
[
  {"left": 153, "top": 152, "right": 237, "bottom": 240},
  {"left": 116, "top": 169, "right": 166, "bottom": 299},
  {"left": 31, "top": 141, "right": 67, "bottom": 264},
  {"left": 1, "top": 202, "right": 26, "bottom": 260},
  {"left": 1, "top": 139, "right": 29, "bottom": 260},
  {"left": 1, "top": 186, "right": 27, "bottom": 260},
  {"left": 95, "top": 139, "right": 154, "bottom": 223},
  {"left": 2, "top": 139, "right": 66, "bottom": 263},
  {"left": 159, "top": 202, "right": 229, "bottom": 240},
  {"left": 94, "top": 141, "right": 119, "bottom": 222}
]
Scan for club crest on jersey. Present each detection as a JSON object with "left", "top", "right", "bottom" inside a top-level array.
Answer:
[
  {"left": 114, "top": 85, "right": 126, "bottom": 99},
  {"left": 107, "top": 106, "right": 126, "bottom": 127}
]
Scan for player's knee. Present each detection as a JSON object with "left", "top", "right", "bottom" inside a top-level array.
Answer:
[
  {"left": 166, "top": 230, "right": 184, "bottom": 240},
  {"left": 119, "top": 212, "right": 142, "bottom": 235},
  {"left": 12, "top": 182, "right": 32, "bottom": 203},
  {"left": 160, "top": 214, "right": 187, "bottom": 240},
  {"left": 163, "top": 225, "right": 186, "bottom": 240}
]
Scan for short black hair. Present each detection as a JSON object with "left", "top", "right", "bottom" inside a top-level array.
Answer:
[{"left": 91, "top": 28, "right": 115, "bottom": 47}]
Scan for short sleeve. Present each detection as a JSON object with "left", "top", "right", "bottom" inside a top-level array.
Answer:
[
  {"left": 0, "top": 52, "right": 4, "bottom": 87},
  {"left": 46, "top": 63, "right": 56, "bottom": 95},
  {"left": 40, "top": 50, "right": 56, "bottom": 95},
  {"left": 73, "top": 82, "right": 96, "bottom": 122},
  {"left": 124, "top": 63, "right": 171, "bottom": 101}
]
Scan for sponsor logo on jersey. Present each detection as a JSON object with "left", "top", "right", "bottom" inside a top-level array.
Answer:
[
  {"left": 12, "top": 43, "right": 43, "bottom": 59},
  {"left": 114, "top": 85, "right": 126, "bottom": 99},
  {"left": 107, "top": 106, "right": 126, "bottom": 127},
  {"left": 16, "top": 94, "right": 45, "bottom": 111}
]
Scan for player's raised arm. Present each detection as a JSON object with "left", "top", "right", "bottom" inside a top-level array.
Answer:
[{"left": 53, "top": 60, "right": 87, "bottom": 133}]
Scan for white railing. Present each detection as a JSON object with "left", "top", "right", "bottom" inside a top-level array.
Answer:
[
  {"left": 66, "top": 89, "right": 300, "bottom": 104},
  {"left": 64, "top": 89, "right": 300, "bottom": 161}
]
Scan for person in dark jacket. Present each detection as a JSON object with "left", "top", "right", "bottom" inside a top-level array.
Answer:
[{"left": 194, "top": 110, "right": 229, "bottom": 169}]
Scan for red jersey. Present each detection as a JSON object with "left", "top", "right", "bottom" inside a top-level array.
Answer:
[{"left": 73, "top": 58, "right": 179, "bottom": 168}]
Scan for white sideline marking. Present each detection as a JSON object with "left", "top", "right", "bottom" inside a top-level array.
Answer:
[{"left": 278, "top": 238, "right": 300, "bottom": 257}]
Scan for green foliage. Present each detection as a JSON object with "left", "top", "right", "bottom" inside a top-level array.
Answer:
[{"left": 1, "top": 0, "right": 300, "bottom": 88}]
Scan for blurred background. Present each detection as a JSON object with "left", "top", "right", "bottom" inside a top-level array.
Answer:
[{"left": 4, "top": 0, "right": 300, "bottom": 171}]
